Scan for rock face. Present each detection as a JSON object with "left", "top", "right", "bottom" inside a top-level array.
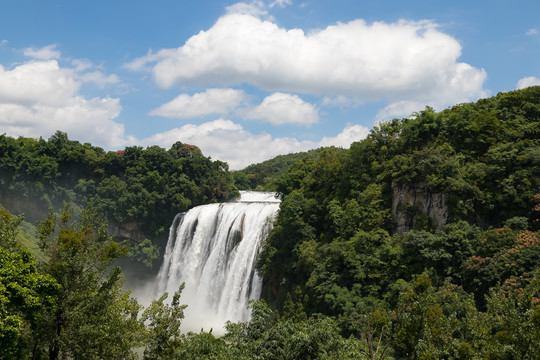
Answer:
[
  {"left": 392, "top": 183, "right": 449, "bottom": 235},
  {"left": 0, "top": 192, "right": 48, "bottom": 224},
  {"left": 1, "top": 192, "right": 149, "bottom": 243},
  {"left": 108, "top": 220, "right": 148, "bottom": 243}
]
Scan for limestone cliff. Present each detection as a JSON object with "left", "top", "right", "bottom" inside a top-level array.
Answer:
[
  {"left": 392, "top": 183, "right": 449, "bottom": 235},
  {"left": 0, "top": 192, "right": 149, "bottom": 243},
  {"left": 108, "top": 220, "right": 148, "bottom": 243}
]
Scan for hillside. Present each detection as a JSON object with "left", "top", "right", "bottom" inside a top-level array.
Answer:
[
  {"left": 0, "top": 87, "right": 538, "bottom": 359},
  {"left": 261, "top": 85, "right": 540, "bottom": 287},
  {"left": 232, "top": 148, "right": 325, "bottom": 190},
  {"left": 256, "top": 86, "right": 539, "bottom": 358},
  {"left": 0, "top": 134, "right": 238, "bottom": 267}
]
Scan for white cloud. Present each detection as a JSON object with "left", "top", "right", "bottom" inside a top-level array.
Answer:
[
  {"left": 0, "top": 40, "right": 7, "bottom": 46},
  {"left": 23, "top": 44, "right": 61, "bottom": 60},
  {"left": 243, "top": 92, "right": 318, "bottom": 125},
  {"left": 72, "top": 58, "right": 94, "bottom": 72},
  {"left": 0, "top": 60, "right": 129, "bottom": 147},
  {"left": 150, "top": 88, "right": 249, "bottom": 118},
  {"left": 376, "top": 100, "right": 426, "bottom": 121},
  {"left": 376, "top": 61, "right": 490, "bottom": 120},
  {"left": 226, "top": 1, "right": 268, "bottom": 17},
  {"left": 269, "top": 0, "right": 292, "bottom": 8},
  {"left": 124, "top": 49, "right": 171, "bottom": 72},
  {"left": 79, "top": 71, "right": 120, "bottom": 88},
  {"left": 516, "top": 76, "right": 540, "bottom": 89},
  {"left": 526, "top": 28, "right": 537, "bottom": 36},
  {"left": 0, "top": 58, "right": 363, "bottom": 168},
  {"left": 151, "top": 89, "right": 318, "bottom": 126},
  {"left": 139, "top": 119, "right": 368, "bottom": 169},
  {"left": 129, "top": 13, "right": 487, "bottom": 109},
  {"left": 0, "top": 61, "right": 79, "bottom": 106},
  {"left": 321, "top": 95, "right": 360, "bottom": 108},
  {"left": 70, "top": 59, "right": 121, "bottom": 88},
  {"left": 318, "top": 123, "right": 370, "bottom": 148}
]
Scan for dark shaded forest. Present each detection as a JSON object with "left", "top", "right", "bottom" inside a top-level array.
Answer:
[{"left": 0, "top": 86, "right": 539, "bottom": 359}]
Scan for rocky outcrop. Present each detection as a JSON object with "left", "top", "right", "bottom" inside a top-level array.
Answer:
[
  {"left": 392, "top": 183, "right": 449, "bottom": 235},
  {"left": 108, "top": 220, "right": 148, "bottom": 243}
]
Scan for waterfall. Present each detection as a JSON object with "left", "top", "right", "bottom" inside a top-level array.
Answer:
[{"left": 155, "top": 191, "right": 280, "bottom": 333}]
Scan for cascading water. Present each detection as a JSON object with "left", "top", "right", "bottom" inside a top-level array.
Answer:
[{"left": 155, "top": 191, "right": 280, "bottom": 333}]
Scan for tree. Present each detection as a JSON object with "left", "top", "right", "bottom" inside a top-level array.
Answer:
[
  {"left": 141, "top": 284, "right": 186, "bottom": 360},
  {"left": 34, "top": 204, "right": 143, "bottom": 359},
  {"left": 0, "top": 209, "right": 58, "bottom": 359},
  {"left": 483, "top": 272, "right": 540, "bottom": 359},
  {"left": 392, "top": 273, "right": 490, "bottom": 359},
  {"left": 0, "top": 209, "right": 23, "bottom": 250},
  {"left": 173, "top": 331, "right": 231, "bottom": 360},
  {"left": 224, "top": 300, "right": 365, "bottom": 360},
  {"left": 401, "top": 221, "right": 478, "bottom": 282},
  {"left": 463, "top": 228, "right": 540, "bottom": 307},
  {"left": 357, "top": 309, "right": 392, "bottom": 360}
]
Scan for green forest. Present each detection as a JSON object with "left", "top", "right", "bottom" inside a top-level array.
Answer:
[
  {"left": 0, "top": 133, "right": 238, "bottom": 270},
  {"left": 1, "top": 86, "right": 539, "bottom": 359}
]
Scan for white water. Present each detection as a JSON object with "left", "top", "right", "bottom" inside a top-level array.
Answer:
[{"left": 155, "top": 191, "right": 280, "bottom": 333}]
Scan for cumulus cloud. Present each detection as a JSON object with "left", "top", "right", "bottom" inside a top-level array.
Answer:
[
  {"left": 139, "top": 119, "right": 368, "bottom": 169},
  {"left": 376, "top": 100, "right": 427, "bottom": 121},
  {"left": 0, "top": 57, "right": 363, "bottom": 168},
  {"left": 375, "top": 61, "right": 490, "bottom": 120},
  {"left": 526, "top": 28, "right": 537, "bottom": 36},
  {"left": 0, "top": 61, "right": 79, "bottom": 106},
  {"left": 516, "top": 76, "right": 540, "bottom": 89},
  {"left": 23, "top": 44, "right": 61, "bottom": 60},
  {"left": 128, "top": 12, "right": 487, "bottom": 110},
  {"left": 0, "top": 60, "right": 130, "bottom": 147},
  {"left": 151, "top": 89, "right": 318, "bottom": 126},
  {"left": 70, "top": 59, "right": 121, "bottom": 88},
  {"left": 150, "top": 88, "right": 249, "bottom": 118},
  {"left": 319, "top": 124, "right": 370, "bottom": 148},
  {"left": 242, "top": 92, "right": 318, "bottom": 125}
]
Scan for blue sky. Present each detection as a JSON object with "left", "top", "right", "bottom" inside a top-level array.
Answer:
[{"left": 1, "top": 0, "right": 539, "bottom": 169}]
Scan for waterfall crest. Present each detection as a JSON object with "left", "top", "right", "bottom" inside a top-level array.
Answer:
[{"left": 155, "top": 191, "right": 280, "bottom": 333}]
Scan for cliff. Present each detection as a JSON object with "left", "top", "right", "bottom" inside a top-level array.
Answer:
[
  {"left": 392, "top": 182, "right": 449, "bottom": 235},
  {"left": 0, "top": 193, "right": 149, "bottom": 244},
  {"left": 108, "top": 220, "right": 149, "bottom": 243}
]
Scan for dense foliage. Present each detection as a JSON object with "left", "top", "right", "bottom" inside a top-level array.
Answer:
[
  {"left": 0, "top": 133, "right": 238, "bottom": 265},
  {"left": 0, "top": 87, "right": 539, "bottom": 359},
  {"left": 256, "top": 87, "right": 540, "bottom": 358},
  {"left": 232, "top": 148, "right": 324, "bottom": 190},
  {"left": 0, "top": 207, "right": 367, "bottom": 359}
]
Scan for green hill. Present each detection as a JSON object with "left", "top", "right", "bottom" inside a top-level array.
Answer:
[
  {"left": 0, "top": 87, "right": 538, "bottom": 359},
  {"left": 232, "top": 148, "right": 325, "bottom": 190},
  {"left": 0, "top": 134, "right": 238, "bottom": 268},
  {"left": 257, "top": 87, "right": 540, "bottom": 357}
]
